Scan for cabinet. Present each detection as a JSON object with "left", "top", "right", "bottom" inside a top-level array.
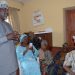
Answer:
[{"left": 34, "top": 32, "right": 52, "bottom": 50}]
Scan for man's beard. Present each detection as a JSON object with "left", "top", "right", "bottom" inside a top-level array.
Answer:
[{"left": 0, "top": 12, "right": 8, "bottom": 20}]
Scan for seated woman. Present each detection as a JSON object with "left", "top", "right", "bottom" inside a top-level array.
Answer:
[
  {"left": 39, "top": 40, "right": 53, "bottom": 75},
  {"left": 16, "top": 34, "right": 41, "bottom": 75},
  {"left": 63, "top": 50, "right": 75, "bottom": 75}
]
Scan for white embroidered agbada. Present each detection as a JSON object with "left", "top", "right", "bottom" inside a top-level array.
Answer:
[{"left": 0, "top": 21, "right": 18, "bottom": 75}]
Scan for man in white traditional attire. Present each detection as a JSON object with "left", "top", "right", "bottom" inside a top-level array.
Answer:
[{"left": 0, "top": 0, "right": 19, "bottom": 75}]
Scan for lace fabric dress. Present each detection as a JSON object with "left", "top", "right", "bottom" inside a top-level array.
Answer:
[{"left": 16, "top": 45, "right": 41, "bottom": 75}]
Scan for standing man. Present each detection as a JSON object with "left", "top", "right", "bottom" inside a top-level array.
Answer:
[{"left": 0, "top": 0, "right": 19, "bottom": 75}]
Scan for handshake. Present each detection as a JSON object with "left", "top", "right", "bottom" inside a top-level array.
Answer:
[{"left": 6, "top": 31, "right": 20, "bottom": 41}]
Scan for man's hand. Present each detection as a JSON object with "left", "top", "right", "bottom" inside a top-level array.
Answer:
[{"left": 6, "top": 31, "right": 19, "bottom": 41}]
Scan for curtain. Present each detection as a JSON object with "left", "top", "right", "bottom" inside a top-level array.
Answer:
[{"left": 8, "top": 7, "right": 20, "bottom": 32}]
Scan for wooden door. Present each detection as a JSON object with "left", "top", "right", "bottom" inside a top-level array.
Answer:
[{"left": 66, "top": 10, "right": 75, "bottom": 46}]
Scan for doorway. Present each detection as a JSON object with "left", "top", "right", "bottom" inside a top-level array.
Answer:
[{"left": 65, "top": 8, "right": 75, "bottom": 46}]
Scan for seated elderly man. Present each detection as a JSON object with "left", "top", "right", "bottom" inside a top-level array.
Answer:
[{"left": 39, "top": 40, "right": 53, "bottom": 75}]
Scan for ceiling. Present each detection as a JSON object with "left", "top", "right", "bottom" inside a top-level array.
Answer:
[
  {"left": 14, "top": 0, "right": 31, "bottom": 3},
  {"left": 16, "top": 0, "right": 26, "bottom": 2}
]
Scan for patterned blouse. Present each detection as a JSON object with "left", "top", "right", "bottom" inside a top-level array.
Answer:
[{"left": 63, "top": 50, "right": 75, "bottom": 75}]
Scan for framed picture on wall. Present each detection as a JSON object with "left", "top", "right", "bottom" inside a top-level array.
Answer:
[{"left": 32, "top": 10, "right": 45, "bottom": 26}]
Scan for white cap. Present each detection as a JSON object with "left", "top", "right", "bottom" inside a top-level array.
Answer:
[{"left": 0, "top": 0, "right": 8, "bottom": 9}]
